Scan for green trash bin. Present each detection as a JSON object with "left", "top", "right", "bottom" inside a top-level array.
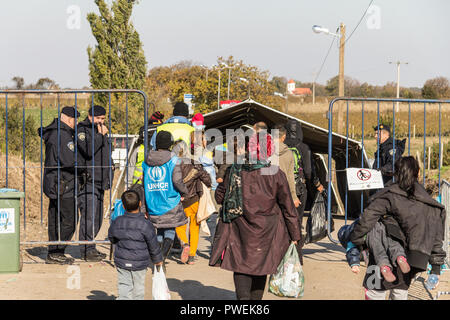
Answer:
[{"left": 0, "top": 189, "right": 25, "bottom": 273}]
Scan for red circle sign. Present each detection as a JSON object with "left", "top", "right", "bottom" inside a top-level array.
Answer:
[{"left": 357, "top": 169, "right": 371, "bottom": 181}]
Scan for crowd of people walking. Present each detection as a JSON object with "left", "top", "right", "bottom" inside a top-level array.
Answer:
[{"left": 38, "top": 101, "right": 446, "bottom": 301}]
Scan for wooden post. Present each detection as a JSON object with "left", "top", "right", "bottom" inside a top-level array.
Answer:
[
  {"left": 413, "top": 124, "right": 416, "bottom": 139},
  {"left": 337, "top": 23, "right": 346, "bottom": 134},
  {"left": 428, "top": 146, "right": 431, "bottom": 171}
]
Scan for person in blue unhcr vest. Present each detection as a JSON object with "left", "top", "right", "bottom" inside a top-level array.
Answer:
[{"left": 142, "top": 130, "right": 189, "bottom": 272}]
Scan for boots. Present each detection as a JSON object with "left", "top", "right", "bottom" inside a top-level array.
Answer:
[{"left": 160, "top": 238, "right": 174, "bottom": 272}]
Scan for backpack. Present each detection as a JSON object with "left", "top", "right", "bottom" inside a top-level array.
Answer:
[{"left": 289, "top": 147, "right": 306, "bottom": 196}]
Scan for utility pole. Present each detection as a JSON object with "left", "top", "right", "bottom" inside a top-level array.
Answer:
[
  {"left": 217, "top": 67, "right": 221, "bottom": 110},
  {"left": 389, "top": 61, "right": 408, "bottom": 112},
  {"left": 227, "top": 67, "right": 231, "bottom": 100},
  {"left": 337, "top": 22, "right": 346, "bottom": 134}
]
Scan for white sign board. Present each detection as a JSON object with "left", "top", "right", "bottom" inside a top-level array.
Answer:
[
  {"left": 346, "top": 168, "right": 384, "bottom": 191},
  {"left": 183, "top": 94, "right": 194, "bottom": 115},
  {"left": 0, "top": 208, "right": 15, "bottom": 234}
]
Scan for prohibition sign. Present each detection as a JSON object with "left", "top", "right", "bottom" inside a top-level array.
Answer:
[{"left": 357, "top": 169, "right": 371, "bottom": 181}]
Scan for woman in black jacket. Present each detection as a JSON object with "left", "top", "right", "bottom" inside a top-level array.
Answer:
[{"left": 350, "top": 156, "right": 446, "bottom": 300}]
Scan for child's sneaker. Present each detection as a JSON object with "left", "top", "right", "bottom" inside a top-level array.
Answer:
[
  {"left": 180, "top": 245, "right": 190, "bottom": 264},
  {"left": 396, "top": 256, "right": 411, "bottom": 274},
  {"left": 380, "top": 265, "right": 396, "bottom": 282}
]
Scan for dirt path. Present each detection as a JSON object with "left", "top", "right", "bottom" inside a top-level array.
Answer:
[{"left": 0, "top": 217, "right": 448, "bottom": 300}]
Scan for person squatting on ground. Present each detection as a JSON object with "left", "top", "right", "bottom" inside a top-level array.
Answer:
[
  {"left": 172, "top": 140, "right": 212, "bottom": 265},
  {"left": 108, "top": 190, "right": 163, "bottom": 300},
  {"left": 209, "top": 133, "right": 301, "bottom": 300},
  {"left": 132, "top": 111, "right": 165, "bottom": 185},
  {"left": 38, "top": 106, "right": 81, "bottom": 265},
  {"left": 349, "top": 156, "right": 446, "bottom": 300},
  {"left": 338, "top": 219, "right": 410, "bottom": 283},
  {"left": 142, "top": 130, "right": 189, "bottom": 271},
  {"left": 77, "top": 105, "right": 113, "bottom": 261}
]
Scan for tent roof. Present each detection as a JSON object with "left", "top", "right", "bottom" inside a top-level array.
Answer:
[{"left": 203, "top": 98, "right": 364, "bottom": 156}]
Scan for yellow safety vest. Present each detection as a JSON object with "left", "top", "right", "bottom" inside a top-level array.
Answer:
[
  {"left": 132, "top": 144, "right": 145, "bottom": 184},
  {"left": 157, "top": 122, "right": 194, "bottom": 147}
]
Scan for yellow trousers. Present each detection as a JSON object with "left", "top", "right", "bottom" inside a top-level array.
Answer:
[{"left": 175, "top": 201, "right": 200, "bottom": 257}]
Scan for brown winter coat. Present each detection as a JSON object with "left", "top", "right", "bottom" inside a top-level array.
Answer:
[
  {"left": 178, "top": 157, "right": 212, "bottom": 208},
  {"left": 209, "top": 165, "right": 301, "bottom": 276},
  {"left": 271, "top": 142, "right": 299, "bottom": 204}
]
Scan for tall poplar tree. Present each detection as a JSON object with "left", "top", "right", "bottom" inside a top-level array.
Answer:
[{"left": 87, "top": 0, "right": 147, "bottom": 133}]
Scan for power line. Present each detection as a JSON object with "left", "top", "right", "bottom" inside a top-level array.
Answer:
[
  {"left": 344, "top": 0, "right": 374, "bottom": 46},
  {"left": 314, "top": 33, "right": 337, "bottom": 83}
]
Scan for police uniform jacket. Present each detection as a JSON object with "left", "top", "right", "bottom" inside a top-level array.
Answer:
[{"left": 38, "top": 119, "right": 81, "bottom": 199}]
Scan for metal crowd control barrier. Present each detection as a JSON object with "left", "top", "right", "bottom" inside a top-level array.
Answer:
[
  {"left": 326, "top": 97, "right": 450, "bottom": 244},
  {"left": 0, "top": 89, "right": 149, "bottom": 247},
  {"left": 442, "top": 179, "right": 450, "bottom": 268}
]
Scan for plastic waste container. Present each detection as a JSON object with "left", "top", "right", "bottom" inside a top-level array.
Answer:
[{"left": 0, "top": 189, "right": 25, "bottom": 273}]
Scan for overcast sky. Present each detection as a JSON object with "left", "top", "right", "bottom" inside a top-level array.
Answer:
[{"left": 1, "top": 0, "right": 449, "bottom": 89}]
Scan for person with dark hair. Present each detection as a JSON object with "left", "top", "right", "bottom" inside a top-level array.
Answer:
[
  {"left": 77, "top": 105, "right": 113, "bottom": 261},
  {"left": 132, "top": 111, "right": 165, "bottom": 185},
  {"left": 38, "top": 106, "right": 81, "bottom": 265},
  {"left": 150, "top": 102, "right": 194, "bottom": 151},
  {"left": 350, "top": 156, "right": 447, "bottom": 300},
  {"left": 284, "top": 119, "right": 324, "bottom": 233},
  {"left": 108, "top": 190, "right": 163, "bottom": 300},
  {"left": 210, "top": 133, "right": 301, "bottom": 300},
  {"left": 142, "top": 130, "right": 189, "bottom": 271},
  {"left": 372, "top": 124, "right": 406, "bottom": 184}
]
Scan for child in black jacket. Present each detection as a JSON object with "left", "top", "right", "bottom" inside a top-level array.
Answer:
[
  {"left": 338, "top": 218, "right": 410, "bottom": 283},
  {"left": 108, "top": 190, "right": 163, "bottom": 300}
]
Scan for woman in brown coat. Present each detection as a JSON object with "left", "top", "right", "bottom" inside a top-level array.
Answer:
[{"left": 209, "top": 132, "right": 301, "bottom": 300}]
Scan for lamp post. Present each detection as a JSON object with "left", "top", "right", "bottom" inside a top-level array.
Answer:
[
  {"left": 239, "top": 77, "right": 250, "bottom": 99},
  {"left": 389, "top": 61, "right": 408, "bottom": 112},
  {"left": 220, "top": 62, "right": 233, "bottom": 100},
  {"left": 312, "top": 23, "right": 346, "bottom": 133}
]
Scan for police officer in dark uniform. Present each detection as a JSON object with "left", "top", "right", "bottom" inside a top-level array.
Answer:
[
  {"left": 38, "top": 106, "right": 81, "bottom": 265},
  {"left": 373, "top": 124, "right": 406, "bottom": 184},
  {"left": 77, "top": 105, "right": 113, "bottom": 261}
]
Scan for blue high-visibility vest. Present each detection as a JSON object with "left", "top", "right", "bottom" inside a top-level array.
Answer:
[{"left": 142, "top": 156, "right": 180, "bottom": 216}]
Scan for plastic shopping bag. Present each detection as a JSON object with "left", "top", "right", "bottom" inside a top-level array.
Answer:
[
  {"left": 110, "top": 199, "right": 125, "bottom": 222},
  {"left": 305, "top": 192, "right": 330, "bottom": 244},
  {"left": 269, "top": 243, "right": 304, "bottom": 298},
  {"left": 152, "top": 266, "right": 171, "bottom": 300}
]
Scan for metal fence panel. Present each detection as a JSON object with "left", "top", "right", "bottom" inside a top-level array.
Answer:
[
  {"left": 327, "top": 97, "right": 450, "bottom": 244},
  {"left": 0, "top": 89, "right": 149, "bottom": 247}
]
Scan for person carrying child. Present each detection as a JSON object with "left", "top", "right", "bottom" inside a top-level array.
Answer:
[
  {"left": 338, "top": 219, "right": 410, "bottom": 282},
  {"left": 108, "top": 190, "right": 163, "bottom": 300}
]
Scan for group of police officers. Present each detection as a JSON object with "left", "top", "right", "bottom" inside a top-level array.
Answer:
[
  {"left": 39, "top": 101, "right": 402, "bottom": 265},
  {"left": 40, "top": 105, "right": 112, "bottom": 264}
]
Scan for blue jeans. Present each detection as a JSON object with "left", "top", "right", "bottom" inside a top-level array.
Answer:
[{"left": 156, "top": 228, "right": 175, "bottom": 243}]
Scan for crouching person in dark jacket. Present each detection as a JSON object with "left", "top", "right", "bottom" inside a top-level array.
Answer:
[{"left": 108, "top": 190, "right": 163, "bottom": 300}]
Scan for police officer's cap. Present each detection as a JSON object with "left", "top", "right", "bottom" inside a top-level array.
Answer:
[
  {"left": 89, "top": 105, "right": 106, "bottom": 117},
  {"left": 373, "top": 124, "right": 390, "bottom": 133},
  {"left": 61, "top": 106, "right": 80, "bottom": 118}
]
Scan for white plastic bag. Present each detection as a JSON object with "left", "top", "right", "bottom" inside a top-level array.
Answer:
[
  {"left": 269, "top": 243, "right": 304, "bottom": 298},
  {"left": 152, "top": 266, "right": 171, "bottom": 300}
]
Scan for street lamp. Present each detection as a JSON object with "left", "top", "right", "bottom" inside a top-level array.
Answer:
[
  {"left": 220, "top": 62, "right": 233, "bottom": 100},
  {"left": 239, "top": 77, "right": 250, "bottom": 99},
  {"left": 313, "top": 23, "right": 346, "bottom": 133},
  {"left": 389, "top": 61, "right": 409, "bottom": 112},
  {"left": 200, "top": 64, "right": 209, "bottom": 82}
]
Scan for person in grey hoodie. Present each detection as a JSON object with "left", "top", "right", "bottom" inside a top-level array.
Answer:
[{"left": 142, "top": 131, "right": 189, "bottom": 269}]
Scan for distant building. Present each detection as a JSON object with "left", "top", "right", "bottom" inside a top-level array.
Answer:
[{"left": 287, "top": 79, "right": 312, "bottom": 96}]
